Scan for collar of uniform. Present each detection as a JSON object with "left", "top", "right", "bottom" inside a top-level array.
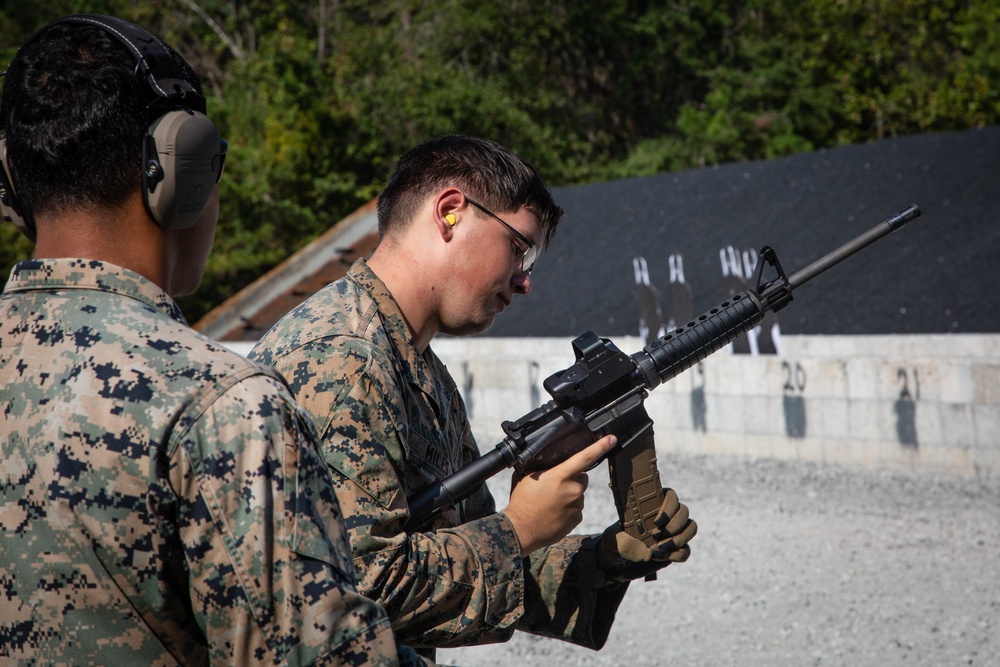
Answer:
[
  {"left": 348, "top": 258, "right": 441, "bottom": 399},
  {"left": 5, "top": 258, "right": 187, "bottom": 324}
]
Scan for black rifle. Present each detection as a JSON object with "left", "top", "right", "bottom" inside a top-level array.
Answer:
[{"left": 408, "top": 204, "right": 921, "bottom": 531}]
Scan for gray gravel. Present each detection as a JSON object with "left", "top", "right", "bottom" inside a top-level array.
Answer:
[{"left": 439, "top": 452, "right": 1000, "bottom": 667}]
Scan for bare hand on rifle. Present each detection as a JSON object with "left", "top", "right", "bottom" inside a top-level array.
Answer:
[{"left": 502, "top": 434, "right": 618, "bottom": 555}]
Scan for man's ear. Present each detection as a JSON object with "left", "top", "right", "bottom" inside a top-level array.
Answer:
[{"left": 434, "top": 188, "right": 467, "bottom": 239}]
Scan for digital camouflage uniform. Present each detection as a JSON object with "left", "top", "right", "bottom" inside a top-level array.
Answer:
[
  {"left": 0, "top": 258, "right": 424, "bottom": 667},
  {"left": 250, "top": 259, "right": 629, "bottom": 661}
]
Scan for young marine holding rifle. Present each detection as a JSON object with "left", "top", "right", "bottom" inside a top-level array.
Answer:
[{"left": 249, "top": 135, "right": 698, "bottom": 661}]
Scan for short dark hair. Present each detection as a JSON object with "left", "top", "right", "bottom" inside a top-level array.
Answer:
[
  {"left": 376, "top": 135, "right": 564, "bottom": 248},
  {"left": 0, "top": 21, "right": 202, "bottom": 219}
]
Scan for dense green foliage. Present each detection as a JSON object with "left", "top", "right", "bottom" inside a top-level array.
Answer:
[{"left": 3, "top": 0, "right": 999, "bottom": 322}]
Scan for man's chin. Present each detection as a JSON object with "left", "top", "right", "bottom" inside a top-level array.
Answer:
[{"left": 443, "top": 314, "right": 496, "bottom": 338}]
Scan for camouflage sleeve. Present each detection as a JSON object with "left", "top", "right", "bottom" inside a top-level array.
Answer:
[
  {"left": 454, "top": 391, "right": 629, "bottom": 650},
  {"left": 272, "top": 341, "right": 526, "bottom": 649},
  {"left": 518, "top": 534, "right": 630, "bottom": 649},
  {"left": 171, "top": 369, "right": 409, "bottom": 665}
]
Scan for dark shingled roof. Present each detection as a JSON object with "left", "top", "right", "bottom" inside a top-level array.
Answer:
[{"left": 486, "top": 126, "right": 1000, "bottom": 337}]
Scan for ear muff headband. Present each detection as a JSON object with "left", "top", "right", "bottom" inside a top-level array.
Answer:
[
  {"left": 49, "top": 14, "right": 207, "bottom": 114},
  {"left": 0, "top": 14, "right": 222, "bottom": 237}
]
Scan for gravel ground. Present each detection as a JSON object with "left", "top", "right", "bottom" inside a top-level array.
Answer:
[{"left": 438, "top": 452, "right": 1000, "bottom": 667}]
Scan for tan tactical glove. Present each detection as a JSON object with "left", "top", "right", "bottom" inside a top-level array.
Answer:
[{"left": 597, "top": 487, "right": 697, "bottom": 584}]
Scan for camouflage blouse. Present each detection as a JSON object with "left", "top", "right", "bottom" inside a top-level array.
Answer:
[{"left": 0, "top": 258, "right": 421, "bottom": 666}]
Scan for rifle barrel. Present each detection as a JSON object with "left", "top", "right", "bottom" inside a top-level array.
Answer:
[{"left": 789, "top": 204, "right": 920, "bottom": 290}]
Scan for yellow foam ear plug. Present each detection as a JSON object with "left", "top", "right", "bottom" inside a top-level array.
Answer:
[{"left": 445, "top": 214, "right": 457, "bottom": 226}]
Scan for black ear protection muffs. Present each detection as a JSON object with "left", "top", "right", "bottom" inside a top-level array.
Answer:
[{"left": 0, "top": 14, "right": 225, "bottom": 242}]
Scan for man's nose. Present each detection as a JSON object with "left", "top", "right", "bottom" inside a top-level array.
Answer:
[{"left": 512, "top": 270, "right": 532, "bottom": 295}]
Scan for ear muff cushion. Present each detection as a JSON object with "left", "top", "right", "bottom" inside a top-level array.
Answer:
[{"left": 144, "top": 109, "right": 221, "bottom": 230}]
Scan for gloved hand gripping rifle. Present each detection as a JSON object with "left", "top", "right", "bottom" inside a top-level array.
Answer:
[{"left": 407, "top": 204, "right": 921, "bottom": 549}]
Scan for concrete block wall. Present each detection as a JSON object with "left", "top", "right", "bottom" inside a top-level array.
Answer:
[{"left": 432, "top": 334, "right": 1000, "bottom": 479}]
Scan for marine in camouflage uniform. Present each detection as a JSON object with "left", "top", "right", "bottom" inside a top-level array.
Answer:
[
  {"left": 0, "top": 259, "right": 427, "bottom": 666},
  {"left": 0, "top": 14, "right": 425, "bottom": 666},
  {"left": 250, "top": 259, "right": 631, "bottom": 660}
]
